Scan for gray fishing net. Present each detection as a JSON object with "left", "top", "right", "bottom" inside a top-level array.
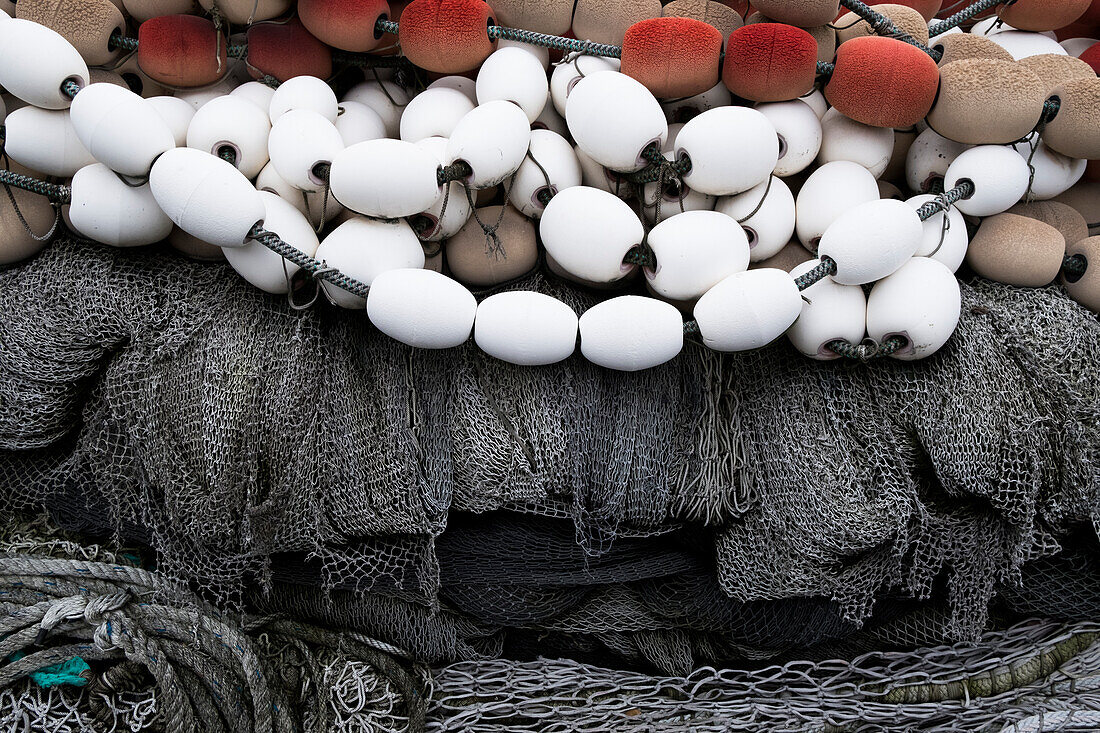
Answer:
[
  {"left": 0, "top": 235, "right": 1099, "bottom": 709},
  {"left": 2, "top": 518, "right": 1100, "bottom": 733}
]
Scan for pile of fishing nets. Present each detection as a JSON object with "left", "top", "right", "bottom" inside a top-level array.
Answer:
[
  {"left": 3, "top": 514, "right": 1100, "bottom": 731},
  {"left": 0, "top": 237, "right": 1097, "bottom": 717}
]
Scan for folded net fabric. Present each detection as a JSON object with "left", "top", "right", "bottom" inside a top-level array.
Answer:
[{"left": 0, "top": 238, "right": 1098, "bottom": 672}]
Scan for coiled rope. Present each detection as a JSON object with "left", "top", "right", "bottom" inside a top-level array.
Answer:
[{"left": 0, "top": 553, "right": 429, "bottom": 733}]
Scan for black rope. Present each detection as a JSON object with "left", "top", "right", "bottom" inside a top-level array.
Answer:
[
  {"left": 249, "top": 224, "right": 372, "bottom": 299},
  {"left": 0, "top": 169, "right": 71, "bottom": 204},
  {"left": 1063, "top": 254, "right": 1087, "bottom": 278},
  {"left": 108, "top": 33, "right": 138, "bottom": 52},
  {"left": 828, "top": 335, "right": 909, "bottom": 360},
  {"left": 915, "top": 181, "right": 973, "bottom": 222},
  {"left": 794, "top": 257, "right": 837, "bottom": 291},
  {"left": 838, "top": 0, "right": 942, "bottom": 59},
  {"left": 929, "top": 0, "right": 1003, "bottom": 36},
  {"left": 438, "top": 161, "right": 473, "bottom": 187}
]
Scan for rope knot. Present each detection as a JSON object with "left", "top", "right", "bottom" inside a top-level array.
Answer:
[
  {"left": 86, "top": 592, "right": 133, "bottom": 651},
  {"left": 84, "top": 592, "right": 132, "bottom": 625},
  {"left": 36, "top": 596, "right": 88, "bottom": 644}
]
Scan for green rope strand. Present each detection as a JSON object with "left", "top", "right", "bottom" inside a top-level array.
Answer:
[
  {"left": 622, "top": 246, "right": 657, "bottom": 269},
  {"left": 375, "top": 18, "right": 400, "bottom": 35},
  {"left": 838, "top": 0, "right": 942, "bottom": 59},
  {"left": 249, "top": 224, "right": 372, "bottom": 299},
  {"left": 61, "top": 79, "right": 82, "bottom": 100},
  {"left": 487, "top": 25, "right": 622, "bottom": 58},
  {"left": 795, "top": 257, "right": 838, "bottom": 291},
  {"left": 1040, "top": 97, "right": 1061, "bottom": 125},
  {"left": 108, "top": 33, "right": 138, "bottom": 52},
  {"left": 827, "top": 335, "right": 909, "bottom": 360},
  {"left": 1063, "top": 254, "right": 1088, "bottom": 278},
  {"left": 929, "top": 0, "right": 1003, "bottom": 37},
  {"left": 0, "top": 169, "right": 71, "bottom": 205},
  {"left": 437, "top": 161, "right": 473, "bottom": 187}
]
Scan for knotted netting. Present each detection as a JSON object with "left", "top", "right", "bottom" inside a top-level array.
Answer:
[
  {"left": 2, "top": 516, "right": 1100, "bottom": 732},
  {"left": 0, "top": 237, "right": 1099, "bottom": 726}
]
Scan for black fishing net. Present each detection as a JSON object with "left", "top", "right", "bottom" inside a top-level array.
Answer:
[{"left": 0, "top": 236, "right": 1099, "bottom": 678}]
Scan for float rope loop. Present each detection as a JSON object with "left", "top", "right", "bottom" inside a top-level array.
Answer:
[
  {"left": 838, "top": 0, "right": 942, "bottom": 59},
  {"left": 438, "top": 161, "right": 474, "bottom": 187},
  {"left": 248, "top": 224, "right": 372, "bottom": 300},
  {"left": 487, "top": 25, "right": 622, "bottom": 58},
  {"left": 626, "top": 143, "right": 692, "bottom": 184},
  {"left": 929, "top": 0, "right": 1005, "bottom": 36},
  {"left": 107, "top": 32, "right": 138, "bottom": 52},
  {"left": 1063, "top": 254, "right": 1088, "bottom": 277},
  {"left": 785, "top": 179, "right": 975, "bottom": 333},
  {"left": 828, "top": 335, "right": 909, "bottom": 360},
  {"left": 914, "top": 179, "right": 974, "bottom": 221}
]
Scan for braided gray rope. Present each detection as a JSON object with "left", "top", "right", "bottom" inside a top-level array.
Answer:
[
  {"left": 248, "top": 224, "right": 371, "bottom": 299},
  {"left": 488, "top": 26, "right": 622, "bottom": 58},
  {"left": 930, "top": 0, "right": 1004, "bottom": 37},
  {"left": 0, "top": 553, "right": 429, "bottom": 733},
  {"left": 838, "top": 0, "right": 943, "bottom": 59},
  {"left": 0, "top": 169, "right": 71, "bottom": 204}
]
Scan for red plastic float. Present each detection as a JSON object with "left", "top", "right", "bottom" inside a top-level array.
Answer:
[
  {"left": 722, "top": 23, "right": 818, "bottom": 102},
  {"left": 398, "top": 0, "right": 497, "bottom": 73},
  {"left": 247, "top": 18, "right": 333, "bottom": 82},
  {"left": 825, "top": 36, "right": 940, "bottom": 129},
  {"left": 1081, "top": 42, "right": 1100, "bottom": 75},
  {"left": 298, "top": 0, "right": 391, "bottom": 52},
  {"left": 137, "top": 15, "right": 227, "bottom": 88},
  {"left": 621, "top": 17, "right": 723, "bottom": 99}
]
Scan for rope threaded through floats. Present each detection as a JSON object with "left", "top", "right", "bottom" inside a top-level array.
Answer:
[
  {"left": 104, "top": 18, "right": 624, "bottom": 76},
  {"left": 438, "top": 161, "right": 474, "bottom": 187},
  {"left": 828, "top": 335, "right": 908, "bottom": 360},
  {"left": 250, "top": 224, "right": 372, "bottom": 299},
  {"left": 0, "top": 169, "right": 71, "bottom": 205},
  {"left": 1063, "top": 254, "right": 1087, "bottom": 278},
  {"left": 795, "top": 257, "right": 838, "bottom": 291},
  {"left": 838, "top": 0, "right": 942, "bottom": 59},
  {"left": 108, "top": 33, "right": 138, "bottom": 52},
  {"left": 915, "top": 180, "right": 974, "bottom": 221},
  {"left": 929, "top": 0, "right": 1003, "bottom": 36},
  {"left": 488, "top": 26, "right": 622, "bottom": 58},
  {"left": 61, "top": 79, "right": 82, "bottom": 100}
]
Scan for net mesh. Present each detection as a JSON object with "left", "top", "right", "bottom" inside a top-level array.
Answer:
[
  {"left": 1, "top": 517, "right": 1100, "bottom": 733},
  {"left": 0, "top": 237, "right": 1098, "bottom": 677}
]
